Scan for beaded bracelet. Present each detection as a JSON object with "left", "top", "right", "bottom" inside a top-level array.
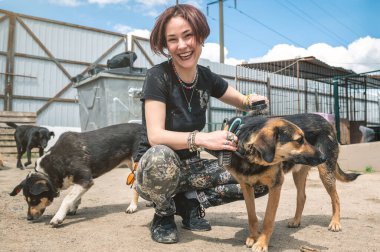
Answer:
[
  {"left": 242, "top": 93, "right": 267, "bottom": 111},
  {"left": 188, "top": 130, "right": 202, "bottom": 152},
  {"left": 187, "top": 131, "right": 193, "bottom": 150},
  {"left": 241, "top": 94, "right": 254, "bottom": 111},
  {"left": 190, "top": 130, "right": 198, "bottom": 152}
]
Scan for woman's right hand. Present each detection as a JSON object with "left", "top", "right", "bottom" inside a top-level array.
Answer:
[{"left": 195, "top": 130, "right": 238, "bottom": 151}]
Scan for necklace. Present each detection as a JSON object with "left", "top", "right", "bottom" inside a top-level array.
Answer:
[
  {"left": 181, "top": 84, "right": 196, "bottom": 112},
  {"left": 171, "top": 61, "right": 198, "bottom": 112},
  {"left": 171, "top": 60, "right": 198, "bottom": 90}
]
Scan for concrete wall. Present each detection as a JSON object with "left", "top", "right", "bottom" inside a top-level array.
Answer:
[{"left": 339, "top": 142, "right": 380, "bottom": 172}]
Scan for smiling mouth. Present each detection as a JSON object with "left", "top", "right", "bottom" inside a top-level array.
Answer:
[{"left": 178, "top": 51, "right": 193, "bottom": 60}]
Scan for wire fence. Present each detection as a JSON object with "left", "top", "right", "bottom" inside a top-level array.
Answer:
[{"left": 231, "top": 62, "right": 380, "bottom": 144}]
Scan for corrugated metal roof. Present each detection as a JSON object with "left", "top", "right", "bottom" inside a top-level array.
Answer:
[{"left": 242, "top": 56, "right": 355, "bottom": 80}]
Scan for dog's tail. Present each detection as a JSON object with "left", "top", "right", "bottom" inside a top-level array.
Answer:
[
  {"left": 5, "top": 122, "right": 18, "bottom": 129},
  {"left": 335, "top": 163, "right": 361, "bottom": 182}
]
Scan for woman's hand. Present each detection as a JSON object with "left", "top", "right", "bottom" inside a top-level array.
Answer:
[
  {"left": 248, "top": 93, "right": 269, "bottom": 107},
  {"left": 195, "top": 130, "right": 238, "bottom": 151}
]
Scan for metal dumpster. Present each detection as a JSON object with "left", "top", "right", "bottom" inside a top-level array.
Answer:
[{"left": 74, "top": 67, "right": 146, "bottom": 131}]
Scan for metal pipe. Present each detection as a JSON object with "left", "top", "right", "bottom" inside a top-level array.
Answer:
[
  {"left": 219, "top": 0, "right": 224, "bottom": 63},
  {"left": 333, "top": 78, "right": 341, "bottom": 143}
]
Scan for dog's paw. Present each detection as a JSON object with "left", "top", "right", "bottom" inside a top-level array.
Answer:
[
  {"left": 287, "top": 218, "right": 301, "bottom": 228},
  {"left": 328, "top": 221, "right": 342, "bottom": 232},
  {"left": 246, "top": 232, "right": 260, "bottom": 248},
  {"left": 249, "top": 235, "right": 268, "bottom": 252},
  {"left": 125, "top": 203, "right": 137, "bottom": 214},
  {"left": 251, "top": 243, "right": 268, "bottom": 252},
  {"left": 50, "top": 217, "right": 63, "bottom": 227},
  {"left": 50, "top": 215, "right": 64, "bottom": 227},
  {"left": 246, "top": 237, "right": 256, "bottom": 248}
]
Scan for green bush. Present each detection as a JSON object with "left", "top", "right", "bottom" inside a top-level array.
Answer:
[{"left": 365, "top": 166, "right": 374, "bottom": 173}]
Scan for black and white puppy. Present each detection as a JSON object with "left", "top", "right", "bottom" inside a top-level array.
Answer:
[
  {"left": 6, "top": 122, "right": 55, "bottom": 169},
  {"left": 10, "top": 123, "right": 142, "bottom": 227}
]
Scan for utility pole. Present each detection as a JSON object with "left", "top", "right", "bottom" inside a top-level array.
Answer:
[
  {"left": 219, "top": 0, "right": 224, "bottom": 63},
  {"left": 207, "top": 0, "right": 225, "bottom": 63}
]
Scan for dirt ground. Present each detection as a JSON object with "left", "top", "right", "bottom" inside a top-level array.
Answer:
[{"left": 1, "top": 156, "right": 379, "bottom": 252}]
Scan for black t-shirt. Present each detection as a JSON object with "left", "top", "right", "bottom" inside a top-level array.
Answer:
[{"left": 134, "top": 60, "right": 228, "bottom": 161}]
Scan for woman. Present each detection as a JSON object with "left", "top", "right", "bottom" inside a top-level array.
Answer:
[{"left": 133, "top": 4, "right": 269, "bottom": 244}]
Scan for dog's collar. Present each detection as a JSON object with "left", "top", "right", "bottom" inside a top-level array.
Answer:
[
  {"left": 32, "top": 169, "right": 60, "bottom": 198},
  {"left": 234, "top": 148, "right": 247, "bottom": 160}
]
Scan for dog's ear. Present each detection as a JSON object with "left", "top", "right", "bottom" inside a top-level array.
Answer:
[
  {"left": 49, "top": 131, "right": 55, "bottom": 138},
  {"left": 252, "top": 128, "right": 277, "bottom": 163},
  {"left": 10, "top": 180, "right": 26, "bottom": 196},
  {"left": 30, "top": 182, "right": 50, "bottom": 195}
]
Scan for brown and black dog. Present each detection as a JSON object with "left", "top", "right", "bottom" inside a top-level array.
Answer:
[
  {"left": 10, "top": 123, "right": 142, "bottom": 227},
  {"left": 224, "top": 113, "right": 359, "bottom": 252}
]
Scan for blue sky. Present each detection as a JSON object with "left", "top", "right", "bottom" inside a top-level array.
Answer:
[{"left": 1, "top": 0, "right": 379, "bottom": 72}]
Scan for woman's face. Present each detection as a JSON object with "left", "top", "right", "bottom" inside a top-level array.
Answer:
[{"left": 165, "top": 16, "right": 202, "bottom": 71}]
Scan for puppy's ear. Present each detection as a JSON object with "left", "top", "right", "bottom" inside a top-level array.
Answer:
[
  {"left": 30, "top": 182, "right": 50, "bottom": 195},
  {"left": 10, "top": 180, "right": 26, "bottom": 196},
  {"left": 253, "top": 128, "right": 277, "bottom": 163},
  {"left": 49, "top": 131, "right": 55, "bottom": 138}
]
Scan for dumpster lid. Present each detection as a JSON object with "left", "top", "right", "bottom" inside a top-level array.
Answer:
[
  {"left": 103, "top": 66, "right": 147, "bottom": 76},
  {"left": 74, "top": 67, "right": 147, "bottom": 88}
]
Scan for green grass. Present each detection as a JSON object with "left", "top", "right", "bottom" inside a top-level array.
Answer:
[
  {"left": 365, "top": 166, "right": 374, "bottom": 173},
  {"left": 349, "top": 165, "right": 375, "bottom": 173}
]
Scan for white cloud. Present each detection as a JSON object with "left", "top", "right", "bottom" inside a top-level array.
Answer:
[
  {"left": 248, "top": 36, "right": 380, "bottom": 73},
  {"left": 135, "top": 0, "right": 171, "bottom": 7},
  {"left": 87, "top": 0, "right": 128, "bottom": 5},
  {"left": 49, "top": 0, "right": 128, "bottom": 6},
  {"left": 113, "top": 24, "right": 150, "bottom": 50},
  {"left": 113, "top": 24, "right": 150, "bottom": 37},
  {"left": 135, "top": 0, "right": 202, "bottom": 8},
  {"left": 201, "top": 37, "right": 380, "bottom": 73},
  {"left": 145, "top": 9, "right": 160, "bottom": 18},
  {"left": 134, "top": 0, "right": 202, "bottom": 17},
  {"left": 113, "top": 24, "right": 134, "bottom": 34},
  {"left": 201, "top": 42, "right": 247, "bottom": 66},
  {"left": 48, "top": 0, "right": 83, "bottom": 7},
  {"left": 200, "top": 43, "right": 221, "bottom": 62}
]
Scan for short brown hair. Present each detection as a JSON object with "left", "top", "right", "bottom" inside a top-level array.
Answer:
[{"left": 150, "top": 4, "right": 210, "bottom": 57}]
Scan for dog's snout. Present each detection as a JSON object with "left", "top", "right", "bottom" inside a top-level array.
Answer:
[
  {"left": 40, "top": 141, "right": 48, "bottom": 148},
  {"left": 319, "top": 153, "right": 327, "bottom": 163},
  {"left": 28, "top": 206, "right": 45, "bottom": 220}
]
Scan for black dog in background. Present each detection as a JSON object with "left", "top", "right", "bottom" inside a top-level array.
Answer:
[{"left": 6, "top": 122, "right": 55, "bottom": 169}]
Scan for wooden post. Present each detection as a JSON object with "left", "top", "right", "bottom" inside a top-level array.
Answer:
[{"left": 4, "top": 13, "right": 15, "bottom": 111}]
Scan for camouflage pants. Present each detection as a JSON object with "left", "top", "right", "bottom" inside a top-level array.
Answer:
[{"left": 135, "top": 145, "right": 246, "bottom": 216}]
